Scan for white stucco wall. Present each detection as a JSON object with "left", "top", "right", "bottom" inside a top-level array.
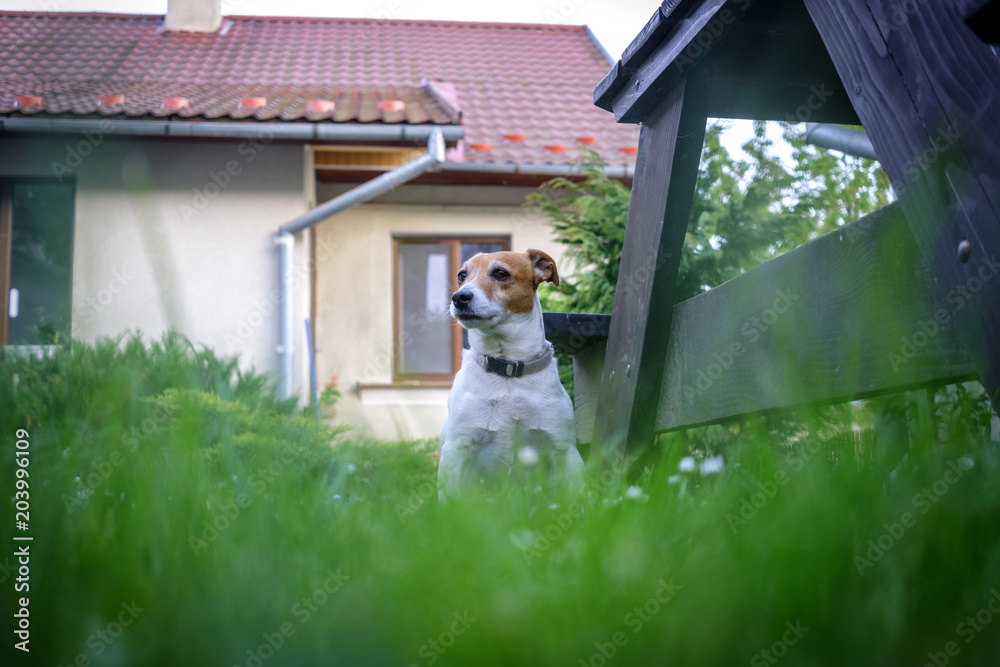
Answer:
[
  {"left": 0, "top": 133, "right": 312, "bottom": 395},
  {"left": 2, "top": 133, "right": 571, "bottom": 439},
  {"left": 314, "top": 201, "right": 567, "bottom": 441}
]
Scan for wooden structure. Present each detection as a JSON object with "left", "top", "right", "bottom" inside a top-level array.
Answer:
[{"left": 543, "top": 0, "right": 1000, "bottom": 456}]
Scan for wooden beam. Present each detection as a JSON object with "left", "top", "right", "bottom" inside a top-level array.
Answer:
[
  {"left": 605, "top": 1, "right": 726, "bottom": 124},
  {"left": 591, "top": 67, "right": 710, "bottom": 457},
  {"left": 804, "top": 0, "right": 1000, "bottom": 400},
  {"left": 655, "top": 204, "right": 975, "bottom": 432},
  {"left": 572, "top": 342, "right": 606, "bottom": 446},
  {"left": 596, "top": 1, "right": 860, "bottom": 125},
  {"left": 542, "top": 312, "right": 610, "bottom": 355}
]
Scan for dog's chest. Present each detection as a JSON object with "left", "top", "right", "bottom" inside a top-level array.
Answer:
[
  {"left": 453, "top": 378, "right": 544, "bottom": 431},
  {"left": 480, "top": 393, "right": 540, "bottom": 430}
]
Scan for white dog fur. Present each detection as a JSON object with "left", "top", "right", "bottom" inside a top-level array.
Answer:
[{"left": 438, "top": 248, "right": 584, "bottom": 498}]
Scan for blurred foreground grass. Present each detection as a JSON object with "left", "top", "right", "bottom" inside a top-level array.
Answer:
[{"left": 2, "top": 334, "right": 999, "bottom": 667}]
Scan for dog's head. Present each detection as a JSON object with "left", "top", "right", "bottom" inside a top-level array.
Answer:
[{"left": 450, "top": 248, "right": 559, "bottom": 330}]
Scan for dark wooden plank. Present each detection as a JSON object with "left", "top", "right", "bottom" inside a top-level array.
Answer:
[
  {"left": 594, "top": 62, "right": 631, "bottom": 115},
  {"left": 608, "top": 0, "right": 727, "bottom": 123},
  {"left": 572, "top": 342, "right": 606, "bottom": 445},
  {"left": 655, "top": 204, "right": 975, "bottom": 432},
  {"left": 591, "top": 66, "right": 711, "bottom": 457},
  {"left": 705, "top": 10, "right": 859, "bottom": 124},
  {"left": 964, "top": 0, "right": 1000, "bottom": 45},
  {"left": 804, "top": 0, "right": 1000, "bottom": 401},
  {"left": 594, "top": 1, "right": 693, "bottom": 112},
  {"left": 542, "top": 312, "right": 610, "bottom": 355},
  {"left": 596, "top": 1, "right": 862, "bottom": 124},
  {"left": 621, "top": 0, "right": 701, "bottom": 71}
]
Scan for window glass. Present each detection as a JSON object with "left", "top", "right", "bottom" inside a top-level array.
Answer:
[
  {"left": 7, "top": 182, "right": 75, "bottom": 344},
  {"left": 397, "top": 241, "right": 452, "bottom": 376},
  {"left": 461, "top": 241, "right": 505, "bottom": 264}
]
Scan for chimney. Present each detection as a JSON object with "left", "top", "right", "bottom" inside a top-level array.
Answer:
[{"left": 165, "top": 0, "right": 222, "bottom": 32}]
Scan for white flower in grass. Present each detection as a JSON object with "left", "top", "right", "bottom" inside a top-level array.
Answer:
[
  {"left": 960, "top": 456, "right": 975, "bottom": 469},
  {"left": 625, "top": 485, "right": 643, "bottom": 499},
  {"left": 700, "top": 456, "right": 724, "bottom": 475},
  {"left": 668, "top": 474, "right": 681, "bottom": 485},
  {"left": 517, "top": 446, "right": 539, "bottom": 466},
  {"left": 678, "top": 456, "right": 696, "bottom": 472}
]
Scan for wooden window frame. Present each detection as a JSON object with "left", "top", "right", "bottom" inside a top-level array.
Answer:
[{"left": 392, "top": 235, "right": 510, "bottom": 384}]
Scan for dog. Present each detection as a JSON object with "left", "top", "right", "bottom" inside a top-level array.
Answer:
[{"left": 438, "top": 248, "right": 584, "bottom": 498}]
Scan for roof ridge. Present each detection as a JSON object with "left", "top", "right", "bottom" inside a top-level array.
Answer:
[
  {"left": 0, "top": 11, "right": 161, "bottom": 19},
  {"left": 0, "top": 10, "right": 588, "bottom": 32}
]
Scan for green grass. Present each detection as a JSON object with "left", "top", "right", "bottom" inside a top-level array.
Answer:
[{"left": 2, "top": 334, "right": 999, "bottom": 667}]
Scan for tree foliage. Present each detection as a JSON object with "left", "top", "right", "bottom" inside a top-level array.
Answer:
[{"left": 529, "top": 121, "right": 892, "bottom": 314}]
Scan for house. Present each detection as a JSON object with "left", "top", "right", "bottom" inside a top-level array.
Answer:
[{"left": 0, "top": 0, "right": 638, "bottom": 440}]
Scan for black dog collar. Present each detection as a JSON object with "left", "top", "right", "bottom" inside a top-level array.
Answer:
[{"left": 474, "top": 343, "right": 553, "bottom": 378}]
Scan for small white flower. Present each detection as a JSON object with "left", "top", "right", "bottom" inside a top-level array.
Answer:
[
  {"left": 700, "top": 456, "right": 724, "bottom": 475},
  {"left": 508, "top": 529, "right": 536, "bottom": 551},
  {"left": 625, "top": 485, "right": 643, "bottom": 499},
  {"left": 668, "top": 474, "right": 681, "bottom": 485},
  {"left": 346, "top": 463, "right": 356, "bottom": 474},
  {"left": 518, "top": 446, "right": 539, "bottom": 466},
  {"left": 678, "top": 456, "right": 696, "bottom": 472},
  {"left": 959, "top": 456, "right": 975, "bottom": 470}
]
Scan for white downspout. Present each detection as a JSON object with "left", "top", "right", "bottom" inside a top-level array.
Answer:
[
  {"left": 275, "top": 232, "right": 297, "bottom": 399},
  {"left": 275, "top": 128, "right": 448, "bottom": 400}
]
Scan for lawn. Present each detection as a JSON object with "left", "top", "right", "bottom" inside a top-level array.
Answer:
[{"left": 2, "top": 334, "right": 999, "bottom": 667}]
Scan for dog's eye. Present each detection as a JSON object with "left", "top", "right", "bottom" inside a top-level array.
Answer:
[
  {"left": 457, "top": 271, "right": 467, "bottom": 285},
  {"left": 493, "top": 269, "right": 510, "bottom": 281}
]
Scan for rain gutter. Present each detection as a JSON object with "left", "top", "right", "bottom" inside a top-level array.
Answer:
[
  {"left": 0, "top": 117, "right": 465, "bottom": 143},
  {"left": 275, "top": 128, "right": 448, "bottom": 399},
  {"left": 803, "top": 123, "right": 878, "bottom": 161}
]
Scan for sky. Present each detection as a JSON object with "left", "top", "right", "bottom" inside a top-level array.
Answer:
[{"left": 0, "top": 0, "right": 785, "bottom": 162}]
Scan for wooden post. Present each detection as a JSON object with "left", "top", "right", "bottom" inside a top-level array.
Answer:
[
  {"left": 590, "top": 68, "right": 710, "bottom": 458},
  {"left": 804, "top": 0, "right": 1000, "bottom": 403}
]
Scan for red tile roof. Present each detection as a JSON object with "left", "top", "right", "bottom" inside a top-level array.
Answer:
[
  {"left": 0, "top": 79, "right": 456, "bottom": 123},
  {"left": 0, "top": 12, "right": 638, "bottom": 166}
]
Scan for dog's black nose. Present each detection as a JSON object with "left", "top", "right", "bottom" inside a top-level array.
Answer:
[{"left": 452, "top": 290, "right": 473, "bottom": 308}]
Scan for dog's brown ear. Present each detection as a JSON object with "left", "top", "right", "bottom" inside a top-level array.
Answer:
[{"left": 527, "top": 248, "right": 559, "bottom": 287}]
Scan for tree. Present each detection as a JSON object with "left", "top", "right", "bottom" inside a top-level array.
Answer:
[{"left": 528, "top": 121, "right": 891, "bottom": 314}]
